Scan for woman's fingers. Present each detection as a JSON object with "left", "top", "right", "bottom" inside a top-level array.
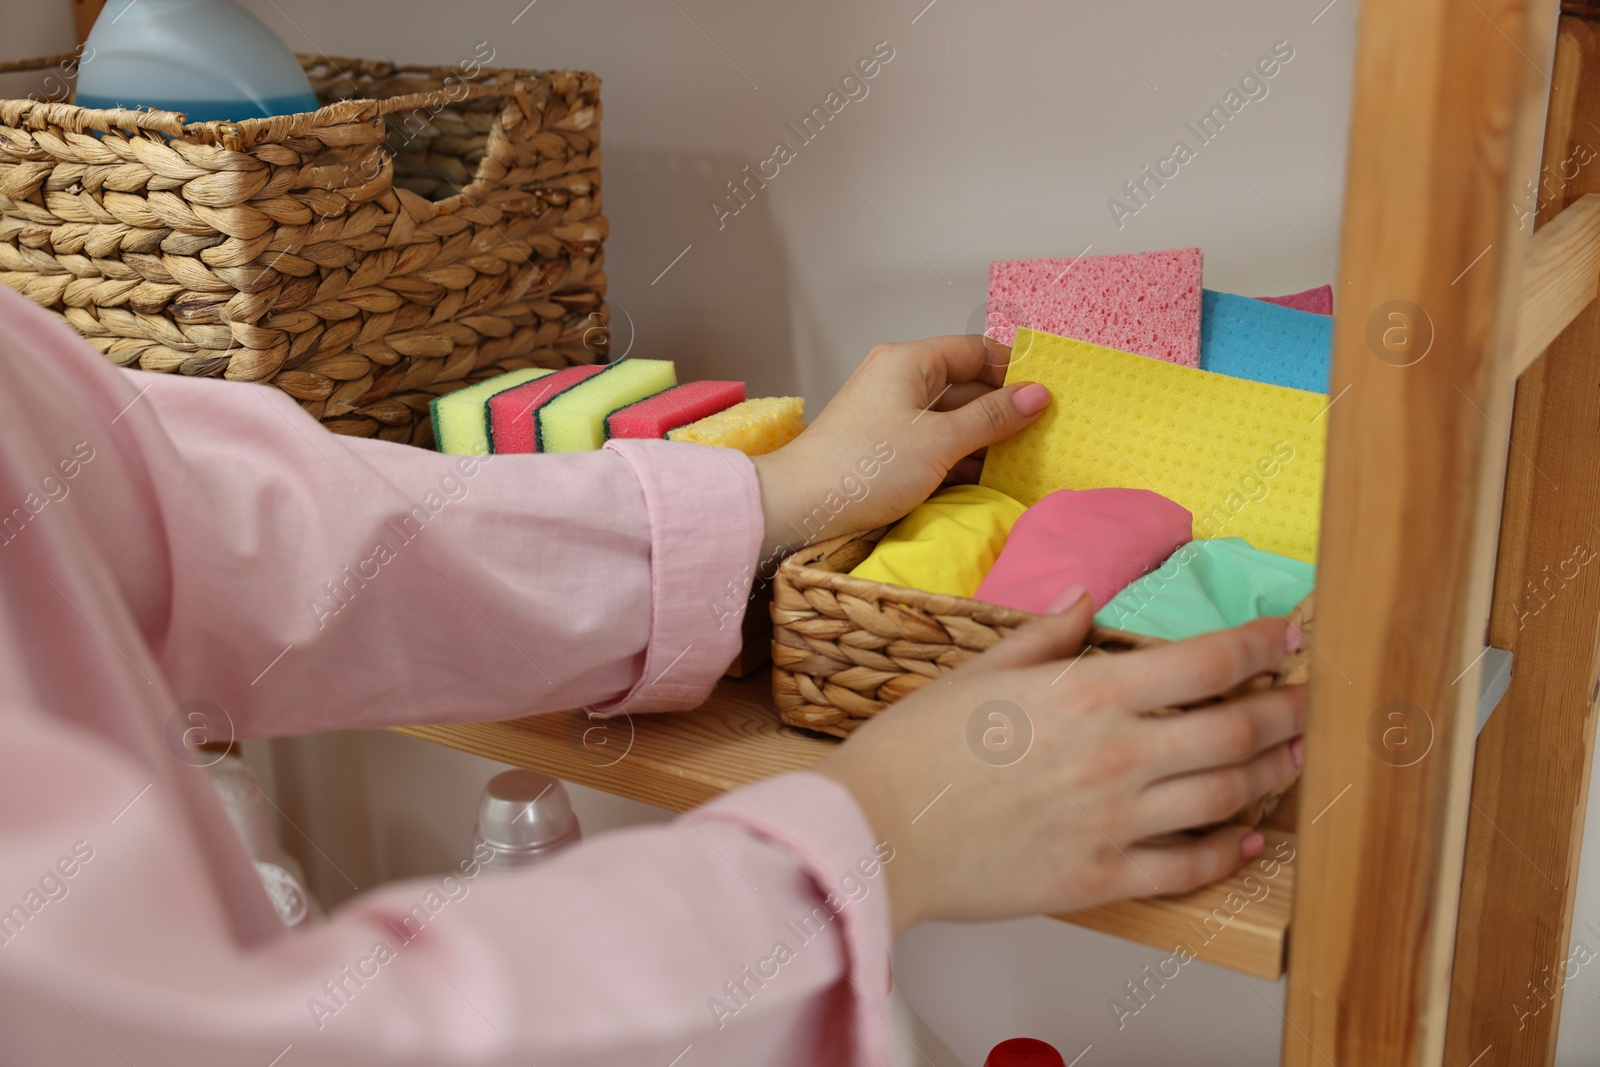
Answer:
[
  {"left": 834, "top": 335, "right": 1034, "bottom": 484},
  {"left": 933, "top": 380, "right": 993, "bottom": 411},
  {"left": 1114, "top": 823, "right": 1264, "bottom": 898},
  {"left": 962, "top": 593, "right": 1096, "bottom": 673},
  {"left": 882, "top": 333, "right": 998, "bottom": 391},
  {"left": 931, "top": 381, "right": 1050, "bottom": 464},
  {"left": 1111, "top": 617, "right": 1296, "bottom": 712},
  {"left": 879, "top": 333, "right": 1015, "bottom": 395},
  {"left": 1138, "top": 684, "right": 1306, "bottom": 780},
  {"left": 1131, "top": 741, "right": 1300, "bottom": 840}
]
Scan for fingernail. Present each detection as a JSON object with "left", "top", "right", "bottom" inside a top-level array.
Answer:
[
  {"left": 1011, "top": 382, "right": 1050, "bottom": 417},
  {"left": 1290, "top": 735, "right": 1304, "bottom": 768},
  {"left": 1240, "top": 831, "right": 1265, "bottom": 860},
  {"left": 1285, "top": 623, "right": 1303, "bottom": 654},
  {"left": 1046, "top": 583, "right": 1089, "bottom": 614}
]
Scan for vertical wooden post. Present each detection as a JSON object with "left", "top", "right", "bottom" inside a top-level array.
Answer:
[
  {"left": 1444, "top": 13, "right": 1600, "bottom": 1067},
  {"left": 1282, "top": 1, "right": 1555, "bottom": 1065}
]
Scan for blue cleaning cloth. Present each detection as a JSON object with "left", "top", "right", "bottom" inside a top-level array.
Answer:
[{"left": 1199, "top": 289, "right": 1332, "bottom": 394}]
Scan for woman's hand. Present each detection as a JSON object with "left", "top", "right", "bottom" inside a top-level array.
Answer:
[
  {"left": 750, "top": 334, "right": 1048, "bottom": 561},
  {"left": 814, "top": 598, "right": 1305, "bottom": 935}
]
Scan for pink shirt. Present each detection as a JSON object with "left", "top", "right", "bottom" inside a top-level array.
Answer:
[{"left": 0, "top": 285, "right": 892, "bottom": 1066}]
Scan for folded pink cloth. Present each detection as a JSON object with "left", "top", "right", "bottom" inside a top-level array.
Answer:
[{"left": 975, "top": 487, "right": 1194, "bottom": 613}]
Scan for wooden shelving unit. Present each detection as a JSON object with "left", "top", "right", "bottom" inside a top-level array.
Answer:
[
  {"left": 400, "top": 2, "right": 1600, "bottom": 1062},
  {"left": 44, "top": 0, "right": 1600, "bottom": 1060},
  {"left": 397, "top": 670, "right": 1298, "bottom": 980}
]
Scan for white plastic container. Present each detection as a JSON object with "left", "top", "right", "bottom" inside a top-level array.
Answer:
[
  {"left": 77, "top": 0, "right": 319, "bottom": 123},
  {"left": 209, "top": 753, "right": 320, "bottom": 927}
]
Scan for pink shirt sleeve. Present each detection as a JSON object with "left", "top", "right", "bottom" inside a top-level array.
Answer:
[
  {"left": 136, "top": 354, "right": 765, "bottom": 732},
  {"left": 0, "top": 284, "right": 894, "bottom": 1066}
]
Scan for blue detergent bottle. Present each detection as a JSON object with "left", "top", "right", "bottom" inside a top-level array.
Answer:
[{"left": 76, "top": 0, "right": 320, "bottom": 123}]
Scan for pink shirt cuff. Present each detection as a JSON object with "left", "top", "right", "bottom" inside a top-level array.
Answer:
[
  {"left": 698, "top": 772, "right": 896, "bottom": 1067},
  {"left": 584, "top": 438, "right": 764, "bottom": 717}
]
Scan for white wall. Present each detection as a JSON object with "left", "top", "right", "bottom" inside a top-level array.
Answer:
[
  {"left": 7, "top": 0, "right": 1600, "bottom": 1062},
  {"left": 235, "top": 0, "right": 1356, "bottom": 411}
]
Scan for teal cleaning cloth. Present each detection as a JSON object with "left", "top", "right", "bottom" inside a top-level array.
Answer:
[
  {"left": 1094, "top": 537, "right": 1315, "bottom": 640},
  {"left": 1199, "top": 289, "right": 1332, "bottom": 394}
]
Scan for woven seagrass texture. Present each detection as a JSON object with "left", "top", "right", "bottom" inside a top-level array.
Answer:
[
  {"left": 0, "top": 54, "right": 607, "bottom": 445},
  {"left": 771, "top": 526, "right": 1314, "bottom": 825}
]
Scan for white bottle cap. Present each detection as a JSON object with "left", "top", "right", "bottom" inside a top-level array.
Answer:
[{"left": 473, "top": 770, "right": 581, "bottom": 867}]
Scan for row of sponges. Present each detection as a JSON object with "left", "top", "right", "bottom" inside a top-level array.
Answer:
[
  {"left": 982, "top": 247, "right": 1332, "bottom": 565},
  {"left": 843, "top": 247, "right": 1329, "bottom": 637},
  {"left": 849, "top": 483, "right": 1315, "bottom": 641},
  {"left": 986, "top": 250, "right": 1333, "bottom": 392},
  {"left": 430, "top": 359, "right": 806, "bottom": 458}
]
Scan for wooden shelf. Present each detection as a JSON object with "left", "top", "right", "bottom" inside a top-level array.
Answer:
[
  {"left": 394, "top": 673, "right": 830, "bottom": 811},
  {"left": 394, "top": 670, "right": 1296, "bottom": 980}
]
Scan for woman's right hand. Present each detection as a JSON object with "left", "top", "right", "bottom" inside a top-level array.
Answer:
[{"left": 813, "top": 595, "right": 1305, "bottom": 935}]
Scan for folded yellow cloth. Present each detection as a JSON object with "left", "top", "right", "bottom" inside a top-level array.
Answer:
[
  {"left": 849, "top": 485, "right": 1027, "bottom": 597},
  {"left": 979, "top": 328, "right": 1327, "bottom": 563}
]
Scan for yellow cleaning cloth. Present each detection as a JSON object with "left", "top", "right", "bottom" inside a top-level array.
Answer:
[
  {"left": 979, "top": 328, "right": 1326, "bottom": 563},
  {"left": 850, "top": 485, "right": 1027, "bottom": 598}
]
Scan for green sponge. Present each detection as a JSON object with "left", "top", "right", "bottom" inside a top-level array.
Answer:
[
  {"left": 538, "top": 360, "right": 678, "bottom": 452},
  {"left": 431, "top": 368, "right": 554, "bottom": 456}
]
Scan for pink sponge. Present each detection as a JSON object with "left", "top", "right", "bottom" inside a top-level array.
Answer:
[
  {"left": 487, "top": 365, "right": 607, "bottom": 453},
  {"left": 975, "top": 487, "right": 1194, "bottom": 614},
  {"left": 606, "top": 381, "right": 746, "bottom": 439},
  {"left": 1256, "top": 285, "right": 1332, "bottom": 316},
  {"left": 986, "top": 248, "right": 1204, "bottom": 366}
]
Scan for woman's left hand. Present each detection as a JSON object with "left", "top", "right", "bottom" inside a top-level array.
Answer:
[{"left": 750, "top": 334, "right": 1049, "bottom": 562}]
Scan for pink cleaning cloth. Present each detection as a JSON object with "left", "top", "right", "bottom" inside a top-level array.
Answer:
[
  {"left": 985, "top": 248, "right": 1204, "bottom": 366},
  {"left": 1256, "top": 284, "right": 1332, "bottom": 316},
  {"left": 975, "top": 487, "right": 1194, "bottom": 614}
]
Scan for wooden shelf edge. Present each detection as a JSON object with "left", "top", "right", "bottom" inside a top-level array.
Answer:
[
  {"left": 391, "top": 672, "right": 833, "bottom": 812},
  {"left": 1055, "top": 828, "right": 1296, "bottom": 980},
  {"left": 392, "top": 672, "right": 1293, "bottom": 979}
]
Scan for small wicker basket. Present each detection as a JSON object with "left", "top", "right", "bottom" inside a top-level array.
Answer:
[
  {"left": 772, "top": 526, "right": 1314, "bottom": 822},
  {"left": 0, "top": 54, "right": 608, "bottom": 445}
]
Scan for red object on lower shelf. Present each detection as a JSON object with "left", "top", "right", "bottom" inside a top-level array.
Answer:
[{"left": 984, "top": 1037, "right": 1066, "bottom": 1067}]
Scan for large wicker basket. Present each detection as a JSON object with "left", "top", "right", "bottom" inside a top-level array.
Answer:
[
  {"left": 0, "top": 54, "right": 607, "bottom": 445},
  {"left": 772, "top": 526, "right": 1314, "bottom": 822}
]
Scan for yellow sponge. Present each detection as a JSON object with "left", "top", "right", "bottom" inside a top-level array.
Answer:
[
  {"left": 666, "top": 397, "right": 806, "bottom": 456},
  {"left": 849, "top": 485, "right": 1027, "bottom": 598},
  {"left": 979, "top": 328, "right": 1327, "bottom": 563}
]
